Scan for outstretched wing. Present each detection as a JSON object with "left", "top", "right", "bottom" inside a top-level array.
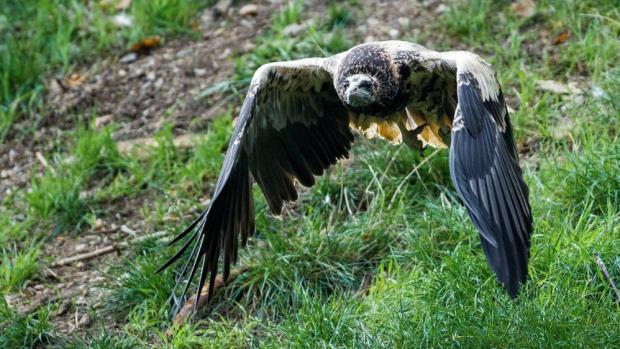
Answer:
[
  {"left": 157, "top": 57, "right": 354, "bottom": 310},
  {"left": 443, "top": 52, "right": 532, "bottom": 297},
  {"left": 393, "top": 42, "right": 533, "bottom": 297}
]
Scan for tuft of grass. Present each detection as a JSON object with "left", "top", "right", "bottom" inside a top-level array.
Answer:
[
  {"left": 546, "top": 135, "right": 620, "bottom": 215},
  {"left": 0, "top": 246, "right": 40, "bottom": 292},
  {"left": 104, "top": 241, "right": 174, "bottom": 322},
  {"left": 327, "top": 2, "right": 355, "bottom": 29},
  {"left": 442, "top": 0, "right": 496, "bottom": 40},
  {"left": 0, "top": 300, "right": 56, "bottom": 348},
  {"left": 130, "top": 0, "right": 211, "bottom": 41},
  {"left": 62, "top": 331, "right": 141, "bottom": 349},
  {"left": 27, "top": 125, "right": 127, "bottom": 231}
]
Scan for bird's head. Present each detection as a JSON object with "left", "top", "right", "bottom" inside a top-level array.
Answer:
[
  {"left": 335, "top": 44, "right": 404, "bottom": 115},
  {"left": 343, "top": 74, "right": 376, "bottom": 108}
]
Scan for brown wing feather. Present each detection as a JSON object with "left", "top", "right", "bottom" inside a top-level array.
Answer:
[{"left": 157, "top": 59, "right": 353, "bottom": 310}]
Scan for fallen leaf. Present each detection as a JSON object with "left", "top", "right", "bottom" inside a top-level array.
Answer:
[
  {"left": 536, "top": 80, "right": 582, "bottom": 95},
  {"left": 130, "top": 36, "right": 161, "bottom": 53},
  {"left": 66, "top": 73, "right": 86, "bottom": 88},
  {"left": 512, "top": 0, "right": 536, "bottom": 19},
  {"left": 552, "top": 30, "right": 571, "bottom": 45}
]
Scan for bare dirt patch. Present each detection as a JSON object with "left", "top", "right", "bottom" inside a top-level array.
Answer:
[{"left": 0, "top": 1, "right": 273, "bottom": 200}]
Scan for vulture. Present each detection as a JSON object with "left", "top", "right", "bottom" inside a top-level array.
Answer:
[{"left": 157, "top": 41, "right": 533, "bottom": 309}]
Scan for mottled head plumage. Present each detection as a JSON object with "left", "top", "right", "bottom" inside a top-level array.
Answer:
[{"left": 335, "top": 44, "right": 406, "bottom": 116}]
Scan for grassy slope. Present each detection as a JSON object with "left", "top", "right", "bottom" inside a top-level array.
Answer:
[{"left": 1, "top": 0, "right": 620, "bottom": 347}]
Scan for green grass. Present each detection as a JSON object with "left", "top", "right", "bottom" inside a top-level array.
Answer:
[
  {"left": 0, "top": 0, "right": 214, "bottom": 141},
  {"left": 0, "top": 300, "right": 56, "bottom": 348},
  {"left": 0, "top": 245, "right": 41, "bottom": 292},
  {"left": 27, "top": 125, "right": 126, "bottom": 231},
  {"left": 1, "top": 0, "right": 620, "bottom": 347}
]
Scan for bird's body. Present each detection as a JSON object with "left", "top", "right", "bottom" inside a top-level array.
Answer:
[{"left": 158, "top": 41, "right": 533, "bottom": 310}]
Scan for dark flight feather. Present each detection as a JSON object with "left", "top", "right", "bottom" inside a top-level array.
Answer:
[
  {"left": 448, "top": 70, "right": 532, "bottom": 297},
  {"left": 158, "top": 60, "right": 353, "bottom": 309}
]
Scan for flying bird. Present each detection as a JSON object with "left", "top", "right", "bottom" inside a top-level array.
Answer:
[{"left": 157, "top": 41, "right": 533, "bottom": 309}]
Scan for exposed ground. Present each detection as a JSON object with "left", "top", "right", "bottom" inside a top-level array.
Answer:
[{"left": 1, "top": 0, "right": 619, "bottom": 348}]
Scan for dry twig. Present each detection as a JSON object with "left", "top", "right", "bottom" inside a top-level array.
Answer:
[
  {"left": 35, "top": 151, "right": 56, "bottom": 175},
  {"left": 594, "top": 254, "right": 620, "bottom": 303},
  {"left": 52, "top": 230, "right": 169, "bottom": 267}
]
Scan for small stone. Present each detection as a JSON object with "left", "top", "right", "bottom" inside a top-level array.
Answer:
[
  {"left": 154, "top": 78, "right": 164, "bottom": 89},
  {"left": 77, "top": 313, "right": 91, "bottom": 327},
  {"left": 92, "top": 276, "right": 107, "bottom": 284},
  {"left": 194, "top": 68, "right": 207, "bottom": 77},
  {"left": 76, "top": 296, "right": 88, "bottom": 306},
  {"left": 551, "top": 117, "right": 574, "bottom": 140},
  {"left": 76, "top": 262, "right": 86, "bottom": 269},
  {"left": 53, "top": 301, "right": 70, "bottom": 317},
  {"left": 34, "top": 284, "right": 45, "bottom": 291},
  {"left": 94, "top": 218, "right": 105, "bottom": 230},
  {"left": 398, "top": 17, "right": 410, "bottom": 29},
  {"left": 241, "top": 42, "right": 256, "bottom": 53},
  {"left": 112, "top": 13, "right": 133, "bottom": 27},
  {"left": 176, "top": 47, "right": 192, "bottom": 58},
  {"left": 78, "top": 285, "right": 90, "bottom": 296},
  {"left": 8, "top": 149, "right": 17, "bottom": 163},
  {"left": 121, "top": 224, "right": 137, "bottom": 236},
  {"left": 435, "top": 4, "right": 449, "bottom": 14},
  {"left": 536, "top": 80, "right": 582, "bottom": 95},
  {"left": 591, "top": 85, "right": 609, "bottom": 100},
  {"left": 213, "top": 0, "right": 233, "bottom": 17},
  {"left": 118, "top": 69, "right": 127, "bottom": 77},
  {"left": 388, "top": 28, "right": 400, "bottom": 39},
  {"left": 146, "top": 71, "right": 156, "bottom": 81},
  {"left": 119, "top": 52, "right": 138, "bottom": 64},
  {"left": 4, "top": 294, "right": 19, "bottom": 307},
  {"left": 94, "top": 114, "right": 113, "bottom": 129},
  {"left": 239, "top": 4, "right": 258, "bottom": 16},
  {"left": 218, "top": 47, "right": 232, "bottom": 60},
  {"left": 240, "top": 19, "right": 254, "bottom": 29},
  {"left": 282, "top": 23, "right": 307, "bottom": 37},
  {"left": 75, "top": 243, "right": 88, "bottom": 253}
]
